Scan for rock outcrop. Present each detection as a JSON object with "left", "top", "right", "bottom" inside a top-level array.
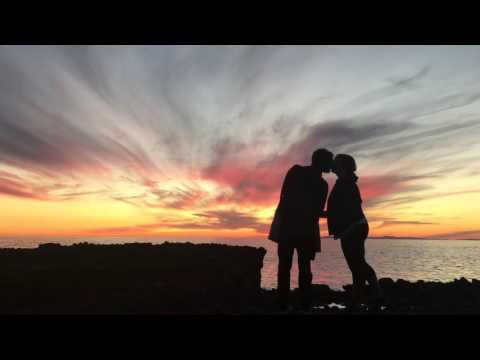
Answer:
[
  {"left": 1, "top": 242, "right": 479, "bottom": 314},
  {"left": 0, "top": 242, "right": 266, "bottom": 314}
]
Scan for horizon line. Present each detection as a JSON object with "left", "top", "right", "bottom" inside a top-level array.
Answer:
[{"left": 1, "top": 235, "right": 479, "bottom": 242}]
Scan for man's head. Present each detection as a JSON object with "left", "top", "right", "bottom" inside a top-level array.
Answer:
[{"left": 311, "top": 148, "right": 333, "bottom": 173}]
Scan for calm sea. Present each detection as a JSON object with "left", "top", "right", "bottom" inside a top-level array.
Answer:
[{"left": 1, "top": 236, "right": 479, "bottom": 290}]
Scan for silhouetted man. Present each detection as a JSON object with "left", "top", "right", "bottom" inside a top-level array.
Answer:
[{"left": 268, "top": 148, "right": 333, "bottom": 311}]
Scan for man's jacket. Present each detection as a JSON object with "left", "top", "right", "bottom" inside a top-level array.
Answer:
[{"left": 268, "top": 165, "right": 328, "bottom": 253}]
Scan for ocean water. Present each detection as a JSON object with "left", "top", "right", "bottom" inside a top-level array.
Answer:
[{"left": 1, "top": 236, "right": 480, "bottom": 290}]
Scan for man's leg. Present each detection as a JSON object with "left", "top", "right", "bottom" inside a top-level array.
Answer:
[
  {"left": 277, "top": 241, "right": 294, "bottom": 309},
  {"left": 297, "top": 246, "right": 313, "bottom": 310}
]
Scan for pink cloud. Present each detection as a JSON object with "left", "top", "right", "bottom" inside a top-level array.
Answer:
[{"left": 0, "top": 175, "right": 51, "bottom": 200}]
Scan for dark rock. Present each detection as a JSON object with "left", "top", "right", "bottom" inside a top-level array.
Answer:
[
  {"left": 379, "top": 278, "right": 395, "bottom": 287},
  {"left": 2, "top": 244, "right": 480, "bottom": 315},
  {"left": 396, "top": 279, "right": 411, "bottom": 286},
  {"left": 0, "top": 242, "right": 266, "bottom": 314}
]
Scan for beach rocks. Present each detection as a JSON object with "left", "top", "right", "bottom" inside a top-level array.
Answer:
[
  {"left": 286, "top": 277, "right": 480, "bottom": 315},
  {"left": 1, "top": 243, "right": 480, "bottom": 314},
  {"left": 379, "top": 278, "right": 395, "bottom": 287},
  {"left": 0, "top": 242, "right": 266, "bottom": 314}
]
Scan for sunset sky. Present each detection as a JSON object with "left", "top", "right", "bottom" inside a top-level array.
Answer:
[{"left": 1, "top": 45, "right": 480, "bottom": 240}]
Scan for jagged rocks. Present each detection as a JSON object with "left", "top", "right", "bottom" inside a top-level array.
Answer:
[
  {"left": 1, "top": 243, "right": 480, "bottom": 314},
  {"left": 0, "top": 242, "right": 266, "bottom": 314}
]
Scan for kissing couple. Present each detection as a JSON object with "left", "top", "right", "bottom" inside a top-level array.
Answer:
[{"left": 268, "top": 148, "right": 384, "bottom": 312}]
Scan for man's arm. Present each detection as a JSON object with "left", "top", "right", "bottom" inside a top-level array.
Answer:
[
  {"left": 314, "top": 180, "right": 328, "bottom": 219},
  {"left": 318, "top": 209, "right": 328, "bottom": 218}
]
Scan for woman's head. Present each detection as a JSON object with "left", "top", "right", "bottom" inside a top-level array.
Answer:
[{"left": 333, "top": 154, "right": 357, "bottom": 178}]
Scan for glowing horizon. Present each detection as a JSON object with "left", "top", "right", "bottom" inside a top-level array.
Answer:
[{"left": 1, "top": 45, "right": 480, "bottom": 241}]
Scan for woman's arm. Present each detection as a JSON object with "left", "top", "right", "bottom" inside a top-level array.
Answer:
[
  {"left": 337, "top": 218, "right": 367, "bottom": 239},
  {"left": 336, "top": 223, "right": 355, "bottom": 240}
]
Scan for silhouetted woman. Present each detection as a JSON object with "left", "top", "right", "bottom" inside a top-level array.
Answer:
[{"left": 327, "top": 154, "right": 382, "bottom": 308}]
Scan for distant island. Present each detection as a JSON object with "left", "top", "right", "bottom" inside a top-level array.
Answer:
[
  {"left": 369, "top": 236, "right": 480, "bottom": 241},
  {"left": 369, "top": 236, "right": 429, "bottom": 240},
  {"left": 322, "top": 235, "right": 428, "bottom": 240}
]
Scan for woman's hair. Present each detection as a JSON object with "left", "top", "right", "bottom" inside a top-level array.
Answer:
[{"left": 334, "top": 154, "right": 357, "bottom": 174}]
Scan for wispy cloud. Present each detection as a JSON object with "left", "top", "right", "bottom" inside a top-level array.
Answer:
[
  {"left": 90, "top": 209, "right": 269, "bottom": 235},
  {"left": 0, "top": 175, "right": 50, "bottom": 200},
  {"left": 377, "top": 220, "right": 437, "bottom": 228},
  {"left": 1, "top": 45, "right": 480, "bottom": 237}
]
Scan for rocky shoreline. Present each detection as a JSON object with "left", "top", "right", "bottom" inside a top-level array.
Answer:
[
  {"left": 1, "top": 242, "right": 479, "bottom": 314},
  {"left": 0, "top": 242, "right": 266, "bottom": 314},
  {"left": 259, "top": 277, "right": 480, "bottom": 314}
]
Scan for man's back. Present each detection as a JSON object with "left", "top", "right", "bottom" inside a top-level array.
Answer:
[{"left": 272, "top": 165, "right": 328, "bottom": 248}]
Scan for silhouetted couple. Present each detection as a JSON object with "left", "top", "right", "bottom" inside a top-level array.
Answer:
[{"left": 268, "top": 148, "right": 383, "bottom": 312}]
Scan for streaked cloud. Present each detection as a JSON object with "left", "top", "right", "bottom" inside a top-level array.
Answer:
[{"left": 1, "top": 45, "right": 480, "bottom": 238}]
